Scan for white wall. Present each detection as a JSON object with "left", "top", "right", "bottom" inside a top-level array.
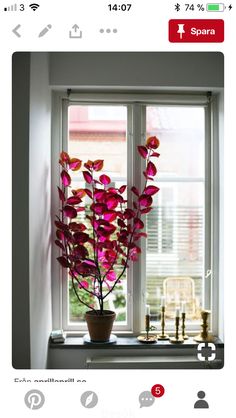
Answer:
[
  {"left": 49, "top": 52, "right": 224, "bottom": 89},
  {"left": 29, "top": 53, "right": 52, "bottom": 368},
  {"left": 218, "top": 91, "right": 224, "bottom": 340},
  {"left": 12, "top": 52, "right": 31, "bottom": 369}
]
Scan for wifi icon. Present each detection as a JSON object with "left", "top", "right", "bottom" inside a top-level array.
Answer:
[{"left": 29, "top": 3, "right": 40, "bottom": 11}]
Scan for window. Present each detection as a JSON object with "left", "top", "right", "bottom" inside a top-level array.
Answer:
[
  {"left": 52, "top": 92, "right": 219, "bottom": 335},
  {"left": 145, "top": 106, "right": 205, "bottom": 327},
  {"left": 68, "top": 105, "right": 129, "bottom": 328}
]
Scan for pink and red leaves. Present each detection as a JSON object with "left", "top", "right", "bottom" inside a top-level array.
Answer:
[
  {"left": 63, "top": 205, "right": 77, "bottom": 218},
  {"left": 134, "top": 232, "right": 147, "bottom": 240},
  {"left": 106, "top": 270, "right": 116, "bottom": 281},
  {"left": 59, "top": 151, "right": 70, "bottom": 165},
  {"left": 56, "top": 229, "right": 65, "bottom": 240},
  {"left": 124, "top": 208, "right": 136, "bottom": 219},
  {"left": 69, "top": 158, "right": 82, "bottom": 171},
  {"left": 61, "top": 170, "right": 71, "bottom": 187},
  {"left": 129, "top": 244, "right": 141, "bottom": 261},
  {"left": 83, "top": 170, "right": 93, "bottom": 184},
  {"left": 106, "top": 195, "right": 118, "bottom": 210},
  {"left": 146, "top": 161, "right": 157, "bottom": 177},
  {"left": 83, "top": 259, "right": 96, "bottom": 267},
  {"left": 93, "top": 160, "right": 104, "bottom": 171},
  {"left": 55, "top": 240, "right": 65, "bottom": 251},
  {"left": 73, "top": 189, "right": 86, "bottom": 198},
  {"left": 99, "top": 174, "right": 111, "bottom": 185},
  {"left": 92, "top": 203, "right": 107, "bottom": 215},
  {"left": 84, "top": 188, "right": 93, "bottom": 199},
  {"left": 134, "top": 218, "right": 144, "bottom": 229},
  {"left": 57, "top": 256, "right": 70, "bottom": 268},
  {"left": 131, "top": 186, "right": 139, "bottom": 197},
  {"left": 78, "top": 280, "right": 89, "bottom": 289},
  {"left": 104, "top": 211, "right": 117, "bottom": 222},
  {"left": 55, "top": 220, "right": 68, "bottom": 231},
  {"left": 84, "top": 159, "right": 104, "bottom": 172},
  {"left": 69, "top": 222, "right": 86, "bottom": 232},
  {"left": 74, "top": 245, "right": 89, "bottom": 259},
  {"left": 144, "top": 185, "right": 160, "bottom": 196},
  {"left": 138, "top": 145, "right": 148, "bottom": 159},
  {"left": 119, "top": 185, "right": 126, "bottom": 194},
  {"left": 74, "top": 232, "right": 90, "bottom": 243},
  {"left": 140, "top": 207, "right": 152, "bottom": 214},
  {"left": 55, "top": 139, "right": 160, "bottom": 310},
  {"left": 118, "top": 218, "right": 126, "bottom": 228},
  {"left": 151, "top": 152, "right": 160, "bottom": 158},
  {"left": 146, "top": 136, "right": 160, "bottom": 149},
  {"left": 84, "top": 160, "right": 94, "bottom": 171},
  {"left": 104, "top": 249, "right": 117, "bottom": 263},
  {"left": 97, "top": 222, "right": 116, "bottom": 237},
  {"left": 76, "top": 260, "right": 96, "bottom": 275},
  {"left": 67, "top": 196, "right": 82, "bottom": 205},
  {"left": 57, "top": 187, "right": 65, "bottom": 202},
  {"left": 94, "top": 189, "right": 106, "bottom": 201},
  {"left": 138, "top": 194, "right": 153, "bottom": 207}
]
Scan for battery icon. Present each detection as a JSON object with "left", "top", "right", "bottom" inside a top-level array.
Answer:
[{"left": 206, "top": 3, "right": 225, "bottom": 11}]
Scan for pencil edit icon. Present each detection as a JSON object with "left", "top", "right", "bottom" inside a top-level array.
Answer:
[{"left": 38, "top": 24, "right": 52, "bottom": 37}]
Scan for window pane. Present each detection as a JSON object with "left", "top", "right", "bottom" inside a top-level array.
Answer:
[
  {"left": 146, "top": 106, "right": 205, "bottom": 324},
  {"left": 68, "top": 105, "right": 128, "bottom": 325},
  {"left": 146, "top": 107, "right": 204, "bottom": 178}
]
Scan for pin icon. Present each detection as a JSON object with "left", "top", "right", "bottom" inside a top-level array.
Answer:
[{"left": 177, "top": 23, "right": 185, "bottom": 39}]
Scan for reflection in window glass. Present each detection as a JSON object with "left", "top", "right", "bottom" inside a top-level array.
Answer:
[
  {"left": 146, "top": 107, "right": 205, "bottom": 324},
  {"left": 67, "top": 105, "right": 128, "bottom": 325}
]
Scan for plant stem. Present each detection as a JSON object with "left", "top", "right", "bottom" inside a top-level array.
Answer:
[
  {"left": 71, "top": 275, "right": 97, "bottom": 313},
  {"left": 91, "top": 169, "right": 103, "bottom": 313},
  {"left": 71, "top": 270, "right": 98, "bottom": 298}
]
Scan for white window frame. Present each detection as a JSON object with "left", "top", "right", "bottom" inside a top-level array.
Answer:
[{"left": 51, "top": 91, "right": 220, "bottom": 336}]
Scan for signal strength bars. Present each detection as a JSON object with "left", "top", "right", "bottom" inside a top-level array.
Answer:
[{"left": 4, "top": 3, "right": 17, "bottom": 11}]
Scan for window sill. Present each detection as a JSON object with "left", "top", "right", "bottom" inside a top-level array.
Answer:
[
  {"left": 50, "top": 336, "right": 223, "bottom": 349},
  {"left": 48, "top": 336, "right": 223, "bottom": 369}
]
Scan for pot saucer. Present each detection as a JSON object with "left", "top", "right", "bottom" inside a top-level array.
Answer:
[{"left": 83, "top": 334, "right": 117, "bottom": 344}]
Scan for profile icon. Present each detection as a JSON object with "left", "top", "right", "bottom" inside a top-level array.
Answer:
[{"left": 194, "top": 391, "right": 209, "bottom": 408}]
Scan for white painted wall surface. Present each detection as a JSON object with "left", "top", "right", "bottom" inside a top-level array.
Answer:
[
  {"left": 49, "top": 52, "right": 224, "bottom": 89},
  {"left": 29, "top": 52, "right": 52, "bottom": 368}
]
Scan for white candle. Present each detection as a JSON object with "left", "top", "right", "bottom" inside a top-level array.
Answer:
[
  {"left": 161, "top": 296, "right": 165, "bottom": 307},
  {"left": 181, "top": 302, "right": 186, "bottom": 313},
  {"left": 146, "top": 305, "right": 150, "bottom": 315},
  {"left": 175, "top": 307, "right": 180, "bottom": 317}
]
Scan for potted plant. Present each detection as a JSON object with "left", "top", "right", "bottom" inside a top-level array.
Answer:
[{"left": 55, "top": 136, "right": 160, "bottom": 342}]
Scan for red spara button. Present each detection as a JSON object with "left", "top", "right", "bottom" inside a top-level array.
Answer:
[{"left": 169, "top": 19, "right": 224, "bottom": 42}]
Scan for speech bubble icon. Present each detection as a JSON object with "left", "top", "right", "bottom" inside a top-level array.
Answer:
[{"left": 139, "top": 391, "right": 155, "bottom": 408}]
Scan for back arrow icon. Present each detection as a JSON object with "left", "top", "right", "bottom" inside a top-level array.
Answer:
[{"left": 12, "top": 24, "right": 21, "bottom": 37}]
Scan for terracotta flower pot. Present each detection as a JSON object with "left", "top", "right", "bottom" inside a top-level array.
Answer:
[{"left": 85, "top": 310, "right": 116, "bottom": 342}]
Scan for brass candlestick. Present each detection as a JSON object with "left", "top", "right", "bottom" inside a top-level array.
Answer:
[
  {"left": 158, "top": 306, "right": 169, "bottom": 340},
  {"left": 145, "top": 314, "right": 150, "bottom": 340},
  {"left": 181, "top": 312, "right": 189, "bottom": 340},
  {"left": 194, "top": 310, "right": 215, "bottom": 342},
  {"left": 137, "top": 314, "right": 157, "bottom": 343},
  {"left": 170, "top": 315, "right": 184, "bottom": 344}
]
